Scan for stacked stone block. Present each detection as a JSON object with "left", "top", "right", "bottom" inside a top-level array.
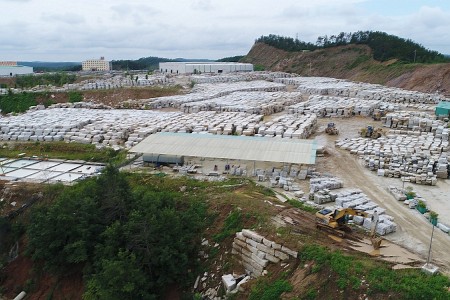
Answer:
[{"left": 232, "top": 229, "right": 297, "bottom": 277}]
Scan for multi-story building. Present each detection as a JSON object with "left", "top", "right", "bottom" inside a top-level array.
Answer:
[
  {"left": 0, "top": 61, "right": 18, "bottom": 67},
  {"left": 82, "top": 57, "right": 111, "bottom": 71}
]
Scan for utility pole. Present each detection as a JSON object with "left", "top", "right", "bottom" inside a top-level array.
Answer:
[
  {"left": 426, "top": 224, "right": 435, "bottom": 265},
  {"left": 414, "top": 50, "right": 417, "bottom": 63}
]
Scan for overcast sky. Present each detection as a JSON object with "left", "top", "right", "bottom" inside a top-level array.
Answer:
[{"left": 1, "top": 0, "right": 450, "bottom": 61}]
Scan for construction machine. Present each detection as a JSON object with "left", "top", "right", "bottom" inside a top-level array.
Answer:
[
  {"left": 325, "top": 122, "right": 339, "bottom": 135},
  {"left": 359, "top": 126, "right": 383, "bottom": 139},
  {"left": 315, "top": 208, "right": 367, "bottom": 237}
]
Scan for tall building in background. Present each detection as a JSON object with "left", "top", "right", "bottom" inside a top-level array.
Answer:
[
  {"left": 82, "top": 57, "right": 111, "bottom": 71},
  {"left": 0, "top": 61, "right": 33, "bottom": 76}
]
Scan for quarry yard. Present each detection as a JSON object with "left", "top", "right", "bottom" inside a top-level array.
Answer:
[{"left": 2, "top": 71, "right": 450, "bottom": 299}]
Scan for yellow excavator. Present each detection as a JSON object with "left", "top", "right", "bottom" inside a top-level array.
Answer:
[
  {"left": 315, "top": 208, "right": 367, "bottom": 237},
  {"left": 315, "top": 208, "right": 383, "bottom": 249}
]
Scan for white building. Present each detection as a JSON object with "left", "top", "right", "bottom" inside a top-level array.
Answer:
[
  {"left": 159, "top": 62, "right": 253, "bottom": 75},
  {"left": 0, "top": 62, "right": 33, "bottom": 76},
  {"left": 82, "top": 57, "right": 111, "bottom": 71}
]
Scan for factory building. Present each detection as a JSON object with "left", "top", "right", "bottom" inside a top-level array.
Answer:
[
  {"left": 0, "top": 62, "right": 33, "bottom": 76},
  {"left": 159, "top": 62, "right": 253, "bottom": 75},
  {"left": 82, "top": 57, "right": 111, "bottom": 71}
]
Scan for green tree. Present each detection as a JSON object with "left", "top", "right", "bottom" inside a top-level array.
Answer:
[
  {"left": 26, "top": 179, "right": 103, "bottom": 272},
  {"left": 68, "top": 91, "right": 83, "bottom": 103},
  {"left": 95, "top": 165, "right": 133, "bottom": 223},
  {"left": 84, "top": 251, "right": 155, "bottom": 300}
]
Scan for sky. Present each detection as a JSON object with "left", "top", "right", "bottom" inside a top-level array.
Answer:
[{"left": 1, "top": 0, "right": 450, "bottom": 61}]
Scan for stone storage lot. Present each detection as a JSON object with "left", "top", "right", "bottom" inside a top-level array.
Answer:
[
  {"left": 336, "top": 111, "right": 449, "bottom": 185},
  {"left": 288, "top": 95, "right": 381, "bottom": 117},
  {"left": 313, "top": 116, "right": 450, "bottom": 271},
  {"left": 190, "top": 71, "right": 294, "bottom": 84},
  {"left": 275, "top": 76, "right": 447, "bottom": 104},
  {"left": 0, "top": 107, "right": 318, "bottom": 149},
  {"left": 126, "top": 80, "right": 287, "bottom": 109},
  {"left": 180, "top": 91, "right": 304, "bottom": 115},
  {"left": 288, "top": 95, "right": 435, "bottom": 118},
  {"left": 307, "top": 177, "right": 397, "bottom": 235}
]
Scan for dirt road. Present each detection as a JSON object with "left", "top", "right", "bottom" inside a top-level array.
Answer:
[{"left": 314, "top": 118, "right": 450, "bottom": 273}]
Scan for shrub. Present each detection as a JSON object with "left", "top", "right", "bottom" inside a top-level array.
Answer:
[
  {"left": 248, "top": 279, "right": 292, "bottom": 300},
  {"left": 68, "top": 91, "right": 83, "bottom": 103},
  {"left": 213, "top": 209, "right": 243, "bottom": 242}
]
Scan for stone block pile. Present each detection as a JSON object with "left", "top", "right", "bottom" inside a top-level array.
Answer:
[
  {"left": 0, "top": 108, "right": 181, "bottom": 148},
  {"left": 0, "top": 107, "right": 317, "bottom": 149},
  {"left": 382, "top": 111, "right": 444, "bottom": 133},
  {"left": 309, "top": 177, "right": 344, "bottom": 204},
  {"left": 134, "top": 80, "right": 287, "bottom": 109},
  {"left": 256, "top": 114, "right": 317, "bottom": 139},
  {"left": 180, "top": 91, "right": 304, "bottom": 115},
  {"left": 288, "top": 95, "right": 380, "bottom": 117},
  {"left": 69, "top": 74, "right": 171, "bottom": 91},
  {"left": 388, "top": 186, "right": 407, "bottom": 201},
  {"left": 333, "top": 188, "right": 397, "bottom": 235},
  {"left": 190, "top": 71, "right": 294, "bottom": 84},
  {"left": 275, "top": 77, "right": 446, "bottom": 104},
  {"left": 232, "top": 229, "right": 297, "bottom": 277},
  {"left": 336, "top": 131, "right": 449, "bottom": 184}
]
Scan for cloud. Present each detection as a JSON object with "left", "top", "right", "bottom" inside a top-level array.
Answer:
[
  {"left": 191, "top": 0, "right": 213, "bottom": 11},
  {"left": 1, "top": 0, "right": 450, "bottom": 61},
  {"left": 413, "top": 6, "right": 450, "bottom": 29},
  {"left": 41, "top": 12, "right": 85, "bottom": 25}
]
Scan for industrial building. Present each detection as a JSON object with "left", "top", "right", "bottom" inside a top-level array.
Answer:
[
  {"left": 82, "top": 57, "right": 111, "bottom": 71},
  {"left": 159, "top": 62, "right": 253, "bottom": 75},
  {"left": 0, "top": 61, "right": 33, "bottom": 76},
  {"left": 130, "top": 132, "right": 316, "bottom": 169}
]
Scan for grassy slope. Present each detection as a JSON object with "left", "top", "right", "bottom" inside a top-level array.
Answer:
[{"left": 1, "top": 176, "right": 449, "bottom": 299}]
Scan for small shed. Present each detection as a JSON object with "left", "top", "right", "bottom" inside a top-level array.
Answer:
[{"left": 435, "top": 101, "right": 450, "bottom": 117}]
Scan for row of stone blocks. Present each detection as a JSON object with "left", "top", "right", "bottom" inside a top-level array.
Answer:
[{"left": 231, "top": 229, "right": 297, "bottom": 277}]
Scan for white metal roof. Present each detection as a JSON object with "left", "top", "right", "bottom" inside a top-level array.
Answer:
[{"left": 130, "top": 132, "right": 316, "bottom": 164}]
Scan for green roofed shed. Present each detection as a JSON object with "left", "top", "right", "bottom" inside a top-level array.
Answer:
[{"left": 435, "top": 101, "right": 450, "bottom": 117}]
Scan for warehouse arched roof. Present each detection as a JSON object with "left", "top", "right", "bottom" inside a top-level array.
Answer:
[{"left": 130, "top": 132, "right": 316, "bottom": 165}]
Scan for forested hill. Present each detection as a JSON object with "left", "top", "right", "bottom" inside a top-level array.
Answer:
[
  {"left": 254, "top": 31, "right": 449, "bottom": 63},
  {"left": 242, "top": 32, "right": 450, "bottom": 96}
]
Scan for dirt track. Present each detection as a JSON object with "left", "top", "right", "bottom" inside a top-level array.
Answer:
[{"left": 314, "top": 118, "right": 450, "bottom": 273}]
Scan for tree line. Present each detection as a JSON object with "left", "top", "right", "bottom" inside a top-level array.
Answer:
[
  {"left": 15, "top": 73, "right": 77, "bottom": 89},
  {"left": 255, "top": 31, "right": 450, "bottom": 63},
  {"left": 111, "top": 57, "right": 179, "bottom": 71},
  {"left": 25, "top": 166, "right": 208, "bottom": 299}
]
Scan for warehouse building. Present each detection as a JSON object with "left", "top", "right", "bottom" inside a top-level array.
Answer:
[
  {"left": 82, "top": 57, "right": 111, "bottom": 71},
  {"left": 159, "top": 62, "right": 253, "bottom": 75},
  {"left": 0, "top": 61, "right": 33, "bottom": 76},
  {"left": 130, "top": 132, "right": 316, "bottom": 176}
]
